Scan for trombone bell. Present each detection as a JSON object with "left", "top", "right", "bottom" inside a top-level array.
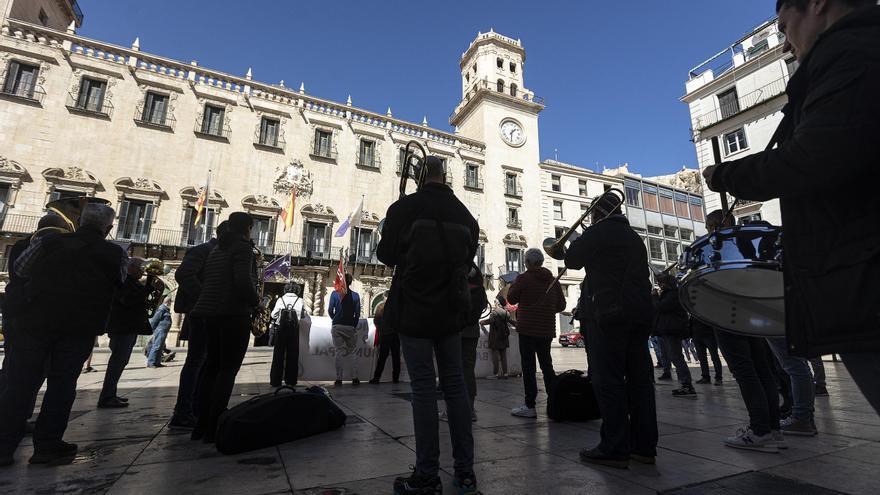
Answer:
[{"left": 543, "top": 236, "right": 567, "bottom": 261}]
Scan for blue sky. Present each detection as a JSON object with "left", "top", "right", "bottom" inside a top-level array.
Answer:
[{"left": 78, "top": 0, "right": 775, "bottom": 177}]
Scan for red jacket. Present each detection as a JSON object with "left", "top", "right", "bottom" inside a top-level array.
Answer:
[{"left": 506, "top": 267, "right": 566, "bottom": 338}]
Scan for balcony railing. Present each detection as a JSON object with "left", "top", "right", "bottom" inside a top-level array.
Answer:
[
  {"left": 693, "top": 75, "right": 789, "bottom": 131},
  {"left": 464, "top": 175, "right": 484, "bottom": 191},
  {"left": 0, "top": 77, "right": 46, "bottom": 105},
  {"left": 194, "top": 116, "right": 231, "bottom": 140},
  {"left": 0, "top": 214, "right": 40, "bottom": 234},
  {"left": 310, "top": 140, "right": 338, "bottom": 161},
  {"left": 507, "top": 218, "right": 522, "bottom": 229},
  {"left": 504, "top": 182, "right": 523, "bottom": 198},
  {"left": 356, "top": 152, "right": 381, "bottom": 170},
  {"left": 253, "top": 129, "right": 286, "bottom": 151},
  {"left": 134, "top": 102, "right": 176, "bottom": 131},
  {"left": 66, "top": 91, "right": 113, "bottom": 118}
]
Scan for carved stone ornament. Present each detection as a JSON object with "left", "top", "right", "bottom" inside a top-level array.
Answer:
[
  {"left": 43, "top": 166, "right": 100, "bottom": 186},
  {"left": 503, "top": 233, "right": 528, "bottom": 247},
  {"left": 478, "top": 229, "right": 488, "bottom": 243},
  {"left": 179, "top": 186, "right": 227, "bottom": 208},
  {"left": 0, "top": 156, "right": 26, "bottom": 176},
  {"left": 273, "top": 159, "right": 313, "bottom": 198},
  {"left": 242, "top": 194, "right": 281, "bottom": 213},
  {"left": 360, "top": 210, "right": 381, "bottom": 226},
  {"left": 301, "top": 203, "right": 338, "bottom": 222}
]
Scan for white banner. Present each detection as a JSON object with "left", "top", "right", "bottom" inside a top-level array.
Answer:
[{"left": 293, "top": 316, "right": 522, "bottom": 381}]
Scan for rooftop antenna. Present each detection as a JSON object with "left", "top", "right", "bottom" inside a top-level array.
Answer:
[{"left": 554, "top": 148, "right": 558, "bottom": 161}]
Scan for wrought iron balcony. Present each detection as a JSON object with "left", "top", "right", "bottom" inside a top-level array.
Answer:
[
  {"left": 0, "top": 214, "right": 40, "bottom": 235},
  {"left": 504, "top": 182, "right": 523, "bottom": 199},
  {"left": 464, "top": 175, "right": 484, "bottom": 191},
  {"left": 66, "top": 91, "right": 113, "bottom": 119},
  {"left": 194, "top": 116, "right": 231, "bottom": 140},
  {"left": 507, "top": 218, "right": 522, "bottom": 229},
  {"left": 692, "top": 75, "right": 789, "bottom": 131},
  {"left": 134, "top": 102, "right": 176, "bottom": 131},
  {"left": 0, "top": 78, "right": 45, "bottom": 105},
  {"left": 253, "top": 129, "right": 286, "bottom": 152},
  {"left": 310, "top": 139, "right": 338, "bottom": 161},
  {"left": 356, "top": 151, "right": 381, "bottom": 170}
]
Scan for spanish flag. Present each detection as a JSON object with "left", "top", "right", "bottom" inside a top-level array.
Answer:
[
  {"left": 193, "top": 170, "right": 211, "bottom": 226},
  {"left": 279, "top": 188, "right": 296, "bottom": 231}
]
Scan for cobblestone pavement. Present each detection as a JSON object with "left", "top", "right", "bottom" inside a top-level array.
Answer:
[{"left": 0, "top": 346, "right": 876, "bottom": 494}]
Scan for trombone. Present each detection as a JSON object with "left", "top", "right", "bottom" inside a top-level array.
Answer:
[
  {"left": 399, "top": 140, "right": 428, "bottom": 199},
  {"left": 541, "top": 188, "right": 626, "bottom": 293}
]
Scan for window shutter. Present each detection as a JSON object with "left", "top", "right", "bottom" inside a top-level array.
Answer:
[
  {"left": 205, "top": 209, "right": 216, "bottom": 241},
  {"left": 349, "top": 228, "right": 357, "bottom": 254},
  {"left": 267, "top": 216, "right": 277, "bottom": 252},
  {"left": 91, "top": 81, "right": 106, "bottom": 112},
  {"left": 157, "top": 95, "right": 168, "bottom": 124},
  {"left": 140, "top": 203, "right": 155, "bottom": 241},
  {"left": 182, "top": 207, "right": 194, "bottom": 246},
  {"left": 76, "top": 78, "right": 90, "bottom": 108},
  {"left": 17, "top": 65, "right": 36, "bottom": 98},
  {"left": 116, "top": 200, "right": 130, "bottom": 239},
  {"left": 143, "top": 92, "right": 155, "bottom": 121},
  {"left": 3, "top": 61, "right": 19, "bottom": 93}
]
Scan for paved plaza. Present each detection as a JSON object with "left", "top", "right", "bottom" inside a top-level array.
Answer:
[{"left": 0, "top": 346, "right": 877, "bottom": 494}]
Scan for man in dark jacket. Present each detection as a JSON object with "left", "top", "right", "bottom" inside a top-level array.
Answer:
[
  {"left": 704, "top": 0, "right": 880, "bottom": 415},
  {"left": 98, "top": 258, "right": 151, "bottom": 409},
  {"left": 190, "top": 213, "right": 259, "bottom": 443},
  {"left": 564, "top": 195, "right": 657, "bottom": 469},
  {"left": 654, "top": 275, "right": 697, "bottom": 399},
  {"left": 377, "top": 156, "right": 479, "bottom": 495},
  {"left": 0, "top": 203, "right": 125, "bottom": 466},
  {"left": 690, "top": 319, "right": 723, "bottom": 386},
  {"left": 169, "top": 221, "right": 228, "bottom": 429},
  {"left": 506, "top": 248, "right": 565, "bottom": 419}
]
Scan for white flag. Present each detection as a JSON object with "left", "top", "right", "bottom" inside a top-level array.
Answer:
[{"left": 334, "top": 197, "right": 364, "bottom": 237}]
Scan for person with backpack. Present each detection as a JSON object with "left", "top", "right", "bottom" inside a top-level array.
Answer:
[
  {"left": 506, "top": 248, "right": 566, "bottom": 419},
  {"left": 482, "top": 296, "right": 512, "bottom": 379},
  {"left": 328, "top": 274, "right": 362, "bottom": 386},
  {"left": 270, "top": 282, "right": 308, "bottom": 388},
  {"left": 377, "top": 155, "right": 479, "bottom": 495}
]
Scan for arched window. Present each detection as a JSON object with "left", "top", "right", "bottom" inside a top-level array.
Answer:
[
  {"left": 510, "top": 62, "right": 517, "bottom": 73},
  {"left": 510, "top": 83, "right": 518, "bottom": 97},
  {"left": 497, "top": 57, "right": 503, "bottom": 68},
  {"left": 496, "top": 79, "right": 504, "bottom": 92}
]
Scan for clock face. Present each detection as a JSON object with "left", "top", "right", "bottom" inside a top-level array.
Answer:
[{"left": 500, "top": 119, "right": 525, "bottom": 147}]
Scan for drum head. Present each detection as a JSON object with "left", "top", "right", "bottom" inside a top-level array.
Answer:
[{"left": 681, "top": 265, "right": 785, "bottom": 337}]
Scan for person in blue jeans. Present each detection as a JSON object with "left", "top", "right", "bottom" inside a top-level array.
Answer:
[
  {"left": 766, "top": 336, "right": 817, "bottom": 436},
  {"left": 147, "top": 298, "right": 173, "bottom": 368}
]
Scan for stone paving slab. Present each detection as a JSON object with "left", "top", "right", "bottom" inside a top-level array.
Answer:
[{"left": 0, "top": 347, "right": 877, "bottom": 494}]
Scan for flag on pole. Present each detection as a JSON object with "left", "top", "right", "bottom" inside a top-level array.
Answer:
[
  {"left": 333, "top": 254, "right": 347, "bottom": 296},
  {"left": 279, "top": 187, "right": 296, "bottom": 231},
  {"left": 193, "top": 170, "right": 211, "bottom": 226},
  {"left": 334, "top": 197, "right": 364, "bottom": 237},
  {"left": 262, "top": 254, "right": 291, "bottom": 282}
]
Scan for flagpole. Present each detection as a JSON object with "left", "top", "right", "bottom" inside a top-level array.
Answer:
[
  {"left": 202, "top": 169, "right": 212, "bottom": 244},
  {"left": 287, "top": 184, "right": 294, "bottom": 283}
]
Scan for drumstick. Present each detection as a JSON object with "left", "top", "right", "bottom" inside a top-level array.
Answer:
[{"left": 710, "top": 137, "right": 730, "bottom": 215}]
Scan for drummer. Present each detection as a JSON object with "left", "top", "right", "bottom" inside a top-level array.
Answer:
[
  {"left": 701, "top": 210, "right": 784, "bottom": 453},
  {"left": 703, "top": 0, "right": 880, "bottom": 417}
]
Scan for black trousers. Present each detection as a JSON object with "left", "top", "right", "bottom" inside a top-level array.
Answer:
[
  {"left": 173, "top": 315, "right": 208, "bottom": 419},
  {"left": 372, "top": 333, "right": 401, "bottom": 382},
  {"left": 518, "top": 334, "right": 555, "bottom": 409},
  {"left": 586, "top": 320, "right": 658, "bottom": 458},
  {"left": 693, "top": 334, "right": 723, "bottom": 380},
  {"left": 194, "top": 315, "right": 251, "bottom": 438},
  {"left": 715, "top": 330, "right": 780, "bottom": 436},
  {"left": 270, "top": 322, "right": 300, "bottom": 387},
  {"left": 0, "top": 326, "right": 94, "bottom": 455}
]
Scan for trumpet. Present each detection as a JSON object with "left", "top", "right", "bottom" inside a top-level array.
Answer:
[{"left": 541, "top": 188, "right": 626, "bottom": 293}]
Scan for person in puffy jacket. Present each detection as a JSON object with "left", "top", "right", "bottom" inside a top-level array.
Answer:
[
  {"left": 653, "top": 275, "right": 696, "bottom": 399},
  {"left": 506, "top": 248, "right": 565, "bottom": 419}
]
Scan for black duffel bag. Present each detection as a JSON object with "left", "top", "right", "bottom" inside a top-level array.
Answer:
[
  {"left": 215, "top": 386, "right": 347, "bottom": 455},
  {"left": 546, "top": 370, "right": 601, "bottom": 422}
]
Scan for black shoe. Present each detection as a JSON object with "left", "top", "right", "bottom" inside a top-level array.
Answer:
[
  {"left": 162, "top": 351, "right": 177, "bottom": 363},
  {"left": 97, "top": 397, "right": 129, "bottom": 409},
  {"left": 333, "top": 380, "right": 343, "bottom": 387},
  {"left": 579, "top": 447, "right": 628, "bottom": 469},
  {"left": 714, "top": 378, "right": 723, "bottom": 386},
  {"left": 352, "top": 378, "right": 361, "bottom": 385},
  {"left": 393, "top": 377, "right": 400, "bottom": 384},
  {"left": 115, "top": 396, "right": 129, "bottom": 403},
  {"left": 393, "top": 471, "right": 442, "bottom": 495},
  {"left": 815, "top": 385, "right": 829, "bottom": 397},
  {"left": 29, "top": 441, "right": 77, "bottom": 465},
  {"left": 453, "top": 471, "right": 479, "bottom": 494},
  {"left": 190, "top": 427, "right": 205, "bottom": 441},
  {"left": 672, "top": 385, "right": 698, "bottom": 399},
  {"left": 82, "top": 366, "right": 96, "bottom": 373},
  {"left": 368, "top": 378, "right": 380, "bottom": 384},
  {"left": 170, "top": 414, "right": 197, "bottom": 429},
  {"left": 657, "top": 372, "right": 672, "bottom": 381},
  {"left": 695, "top": 377, "right": 711, "bottom": 385},
  {"left": 630, "top": 453, "right": 656, "bottom": 465},
  {"left": 270, "top": 382, "right": 281, "bottom": 388}
]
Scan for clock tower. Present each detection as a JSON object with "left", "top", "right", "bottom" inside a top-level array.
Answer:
[{"left": 451, "top": 30, "right": 544, "bottom": 278}]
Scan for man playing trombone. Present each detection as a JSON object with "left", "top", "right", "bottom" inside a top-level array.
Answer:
[{"left": 564, "top": 192, "right": 658, "bottom": 469}]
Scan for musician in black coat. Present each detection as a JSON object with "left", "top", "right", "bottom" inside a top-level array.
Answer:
[
  {"left": 704, "top": 0, "right": 880, "bottom": 415},
  {"left": 0, "top": 204, "right": 125, "bottom": 466},
  {"left": 170, "top": 221, "right": 228, "bottom": 429},
  {"left": 564, "top": 195, "right": 657, "bottom": 469},
  {"left": 653, "top": 276, "right": 696, "bottom": 398},
  {"left": 190, "top": 213, "right": 259, "bottom": 443},
  {"left": 690, "top": 318, "right": 723, "bottom": 385}
]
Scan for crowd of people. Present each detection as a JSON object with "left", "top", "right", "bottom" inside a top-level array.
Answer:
[{"left": 0, "top": 3, "right": 878, "bottom": 495}]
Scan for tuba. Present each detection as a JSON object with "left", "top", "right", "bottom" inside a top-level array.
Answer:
[
  {"left": 398, "top": 140, "right": 428, "bottom": 199},
  {"left": 141, "top": 258, "right": 169, "bottom": 317},
  {"left": 44, "top": 196, "right": 111, "bottom": 234}
]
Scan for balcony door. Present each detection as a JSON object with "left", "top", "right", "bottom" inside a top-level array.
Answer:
[{"left": 116, "top": 199, "right": 154, "bottom": 243}]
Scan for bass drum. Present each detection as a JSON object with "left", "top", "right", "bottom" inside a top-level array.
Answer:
[{"left": 678, "top": 225, "right": 785, "bottom": 337}]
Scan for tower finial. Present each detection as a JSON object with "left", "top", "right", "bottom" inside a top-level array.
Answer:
[
  {"left": 299, "top": 82, "right": 305, "bottom": 94},
  {"left": 67, "top": 20, "right": 76, "bottom": 34},
  {"left": 279, "top": 79, "right": 285, "bottom": 88},
  {"left": 422, "top": 116, "right": 428, "bottom": 126},
  {"left": 246, "top": 67, "right": 252, "bottom": 80},
  {"left": 386, "top": 107, "right": 392, "bottom": 117},
  {"left": 131, "top": 37, "right": 140, "bottom": 51},
  {"left": 346, "top": 94, "right": 352, "bottom": 106}
]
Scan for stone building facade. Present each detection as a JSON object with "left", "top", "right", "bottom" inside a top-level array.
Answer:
[{"left": 0, "top": 2, "right": 545, "bottom": 328}]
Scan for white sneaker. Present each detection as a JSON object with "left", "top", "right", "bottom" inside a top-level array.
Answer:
[
  {"left": 724, "top": 427, "right": 779, "bottom": 453},
  {"left": 510, "top": 405, "right": 537, "bottom": 418},
  {"left": 769, "top": 429, "right": 788, "bottom": 449}
]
